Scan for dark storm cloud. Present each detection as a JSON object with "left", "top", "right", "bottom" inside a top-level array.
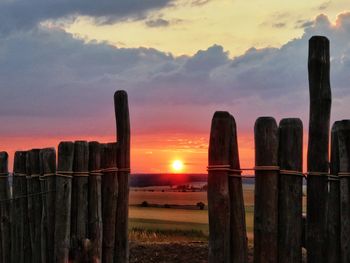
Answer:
[
  {"left": 145, "top": 18, "right": 170, "bottom": 27},
  {"left": 0, "top": 0, "right": 174, "bottom": 34},
  {"left": 1, "top": 13, "right": 350, "bottom": 136}
]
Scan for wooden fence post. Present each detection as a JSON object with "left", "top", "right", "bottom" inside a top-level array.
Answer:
[
  {"left": 114, "top": 90, "right": 131, "bottom": 263},
  {"left": 254, "top": 117, "right": 279, "bottom": 263},
  {"left": 101, "top": 142, "right": 118, "bottom": 263},
  {"left": 278, "top": 118, "right": 303, "bottom": 262},
  {"left": 40, "top": 148, "right": 56, "bottom": 263},
  {"left": 307, "top": 35, "right": 331, "bottom": 263},
  {"left": 88, "top": 141, "right": 102, "bottom": 262},
  {"left": 208, "top": 111, "right": 232, "bottom": 263},
  {"left": 0, "top": 152, "right": 11, "bottom": 263},
  {"left": 337, "top": 120, "right": 350, "bottom": 263},
  {"left": 71, "top": 141, "right": 89, "bottom": 260},
  {"left": 228, "top": 114, "right": 248, "bottom": 263},
  {"left": 328, "top": 122, "right": 341, "bottom": 263},
  {"left": 27, "top": 149, "right": 43, "bottom": 263},
  {"left": 54, "top": 141, "right": 74, "bottom": 263},
  {"left": 12, "top": 151, "right": 27, "bottom": 263}
]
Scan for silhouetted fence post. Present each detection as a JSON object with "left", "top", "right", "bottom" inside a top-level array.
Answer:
[
  {"left": 228, "top": 114, "right": 248, "bottom": 263},
  {"left": 101, "top": 142, "right": 118, "bottom": 263},
  {"left": 278, "top": 118, "right": 303, "bottom": 262},
  {"left": 11, "top": 151, "right": 27, "bottom": 263},
  {"left": 208, "top": 111, "right": 232, "bottom": 263},
  {"left": 307, "top": 36, "right": 331, "bottom": 263},
  {"left": 71, "top": 140, "right": 89, "bottom": 259},
  {"left": 54, "top": 142, "right": 74, "bottom": 263},
  {"left": 254, "top": 117, "right": 279, "bottom": 263},
  {"left": 328, "top": 122, "right": 341, "bottom": 263},
  {"left": 114, "top": 90, "right": 131, "bottom": 263},
  {"left": 338, "top": 120, "right": 350, "bottom": 263},
  {"left": 40, "top": 148, "right": 56, "bottom": 263},
  {"left": 0, "top": 152, "right": 11, "bottom": 263},
  {"left": 88, "top": 141, "right": 103, "bottom": 262},
  {"left": 27, "top": 149, "right": 43, "bottom": 263}
]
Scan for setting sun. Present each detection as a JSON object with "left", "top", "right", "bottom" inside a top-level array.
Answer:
[{"left": 171, "top": 160, "right": 184, "bottom": 172}]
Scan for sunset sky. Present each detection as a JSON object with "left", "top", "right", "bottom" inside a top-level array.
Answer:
[{"left": 1, "top": 0, "right": 350, "bottom": 173}]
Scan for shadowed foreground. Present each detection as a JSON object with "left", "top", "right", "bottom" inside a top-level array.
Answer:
[{"left": 130, "top": 242, "right": 307, "bottom": 263}]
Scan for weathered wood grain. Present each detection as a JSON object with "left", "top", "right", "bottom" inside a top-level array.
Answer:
[
  {"left": 254, "top": 117, "right": 279, "bottom": 263},
  {"left": 27, "top": 149, "right": 43, "bottom": 263},
  {"left": 328, "top": 121, "right": 341, "bottom": 263},
  {"left": 88, "top": 141, "right": 102, "bottom": 262},
  {"left": 54, "top": 142, "right": 74, "bottom": 263},
  {"left": 278, "top": 118, "right": 303, "bottom": 263},
  {"left": 114, "top": 90, "right": 131, "bottom": 263},
  {"left": 40, "top": 148, "right": 56, "bottom": 263},
  {"left": 208, "top": 111, "right": 232, "bottom": 263},
  {"left": 0, "top": 152, "right": 11, "bottom": 263},
  {"left": 11, "top": 151, "right": 27, "bottom": 263},
  {"left": 101, "top": 142, "right": 118, "bottom": 263},
  {"left": 337, "top": 120, "right": 350, "bottom": 263},
  {"left": 307, "top": 35, "right": 331, "bottom": 263},
  {"left": 228, "top": 115, "right": 248, "bottom": 263},
  {"left": 71, "top": 140, "right": 89, "bottom": 260}
]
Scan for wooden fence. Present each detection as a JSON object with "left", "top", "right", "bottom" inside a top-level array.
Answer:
[
  {"left": 207, "top": 36, "right": 348, "bottom": 263},
  {"left": 0, "top": 90, "right": 130, "bottom": 263}
]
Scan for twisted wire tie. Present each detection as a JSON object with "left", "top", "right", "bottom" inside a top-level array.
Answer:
[
  {"left": 39, "top": 173, "right": 55, "bottom": 181},
  {"left": 13, "top": 173, "right": 27, "bottom": 177},
  {"left": 73, "top": 171, "right": 89, "bottom": 177},
  {"left": 56, "top": 171, "right": 73, "bottom": 179},
  {"left": 26, "top": 174, "right": 41, "bottom": 179},
  {"left": 89, "top": 170, "right": 103, "bottom": 176},
  {"left": 338, "top": 172, "right": 350, "bottom": 178}
]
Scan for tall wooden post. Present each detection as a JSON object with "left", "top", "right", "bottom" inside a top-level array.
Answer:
[
  {"left": 71, "top": 141, "right": 89, "bottom": 259},
  {"left": 307, "top": 36, "right": 331, "bottom": 263},
  {"left": 88, "top": 141, "right": 102, "bottom": 262},
  {"left": 254, "top": 117, "right": 279, "bottom": 263},
  {"left": 11, "top": 151, "right": 27, "bottom": 263},
  {"left": 208, "top": 111, "right": 232, "bottom": 263},
  {"left": 114, "top": 90, "right": 131, "bottom": 263},
  {"left": 40, "top": 148, "right": 56, "bottom": 263},
  {"left": 101, "top": 142, "right": 118, "bottom": 263},
  {"left": 54, "top": 142, "right": 74, "bottom": 263},
  {"left": 328, "top": 121, "right": 341, "bottom": 263},
  {"left": 0, "top": 152, "right": 11, "bottom": 263},
  {"left": 228, "top": 114, "right": 248, "bottom": 263},
  {"left": 278, "top": 118, "right": 303, "bottom": 262},
  {"left": 337, "top": 120, "right": 350, "bottom": 263},
  {"left": 27, "top": 149, "right": 43, "bottom": 263}
]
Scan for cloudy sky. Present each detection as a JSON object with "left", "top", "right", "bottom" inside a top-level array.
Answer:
[{"left": 1, "top": 0, "right": 350, "bottom": 172}]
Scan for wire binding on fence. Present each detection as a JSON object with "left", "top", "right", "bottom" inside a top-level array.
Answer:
[
  {"left": 13, "top": 173, "right": 27, "bottom": 177},
  {"left": 73, "top": 171, "right": 90, "bottom": 177},
  {"left": 89, "top": 170, "right": 103, "bottom": 176},
  {"left": 39, "top": 173, "right": 56, "bottom": 180},
  {"left": 100, "top": 167, "right": 131, "bottom": 173},
  {"left": 206, "top": 164, "right": 343, "bottom": 180},
  {"left": 56, "top": 171, "right": 73, "bottom": 179},
  {"left": 338, "top": 172, "right": 350, "bottom": 178}
]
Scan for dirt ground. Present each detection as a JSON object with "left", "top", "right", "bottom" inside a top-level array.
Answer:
[
  {"left": 129, "top": 241, "right": 254, "bottom": 263},
  {"left": 130, "top": 241, "right": 307, "bottom": 263}
]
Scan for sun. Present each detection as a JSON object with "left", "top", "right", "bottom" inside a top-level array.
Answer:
[{"left": 172, "top": 160, "right": 184, "bottom": 172}]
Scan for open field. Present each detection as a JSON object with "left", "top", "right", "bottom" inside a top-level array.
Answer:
[
  {"left": 129, "top": 183, "right": 305, "bottom": 242},
  {"left": 128, "top": 184, "right": 256, "bottom": 242}
]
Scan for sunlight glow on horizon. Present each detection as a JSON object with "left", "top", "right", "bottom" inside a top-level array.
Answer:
[{"left": 171, "top": 160, "right": 184, "bottom": 173}]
